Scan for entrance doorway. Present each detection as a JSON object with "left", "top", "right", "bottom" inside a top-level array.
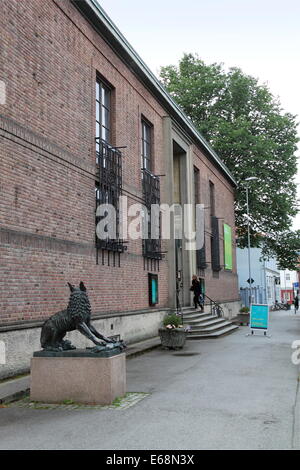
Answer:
[{"left": 173, "top": 140, "right": 189, "bottom": 307}]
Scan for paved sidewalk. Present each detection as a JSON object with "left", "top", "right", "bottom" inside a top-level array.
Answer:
[
  {"left": 0, "top": 336, "right": 161, "bottom": 404},
  {"left": 0, "top": 311, "right": 299, "bottom": 450}
]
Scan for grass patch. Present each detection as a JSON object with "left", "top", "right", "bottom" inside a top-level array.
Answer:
[
  {"left": 3, "top": 392, "right": 150, "bottom": 411},
  {"left": 61, "top": 399, "right": 76, "bottom": 405},
  {"left": 112, "top": 396, "right": 124, "bottom": 407}
]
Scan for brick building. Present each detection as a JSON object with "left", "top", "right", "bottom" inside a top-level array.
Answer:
[{"left": 0, "top": 0, "right": 240, "bottom": 378}]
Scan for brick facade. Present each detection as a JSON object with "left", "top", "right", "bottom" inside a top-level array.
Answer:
[
  {"left": 192, "top": 145, "right": 238, "bottom": 303},
  {"left": 0, "top": 0, "right": 239, "bottom": 332}
]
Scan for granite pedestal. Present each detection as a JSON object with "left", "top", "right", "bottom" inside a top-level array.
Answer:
[{"left": 30, "top": 349, "right": 126, "bottom": 405}]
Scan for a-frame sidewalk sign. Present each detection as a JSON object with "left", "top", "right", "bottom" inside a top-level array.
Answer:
[{"left": 247, "top": 303, "right": 271, "bottom": 338}]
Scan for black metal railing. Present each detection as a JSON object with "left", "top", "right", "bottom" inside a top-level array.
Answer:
[
  {"left": 141, "top": 168, "right": 163, "bottom": 260},
  {"left": 95, "top": 140, "right": 126, "bottom": 254},
  {"left": 204, "top": 294, "right": 224, "bottom": 317},
  {"left": 196, "top": 242, "right": 207, "bottom": 269},
  {"left": 211, "top": 216, "right": 221, "bottom": 271}
]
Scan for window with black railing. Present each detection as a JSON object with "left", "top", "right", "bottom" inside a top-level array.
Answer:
[
  {"left": 142, "top": 168, "right": 162, "bottom": 261},
  {"left": 95, "top": 77, "right": 126, "bottom": 265},
  {"left": 140, "top": 118, "right": 162, "bottom": 265},
  {"left": 95, "top": 140, "right": 126, "bottom": 255},
  {"left": 208, "top": 180, "right": 221, "bottom": 272},
  {"left": 194, "top": 166, "right": 207, "bottom": 270},
  {"left": 211, "top": 215, "right": 221, "bottom": 272}
]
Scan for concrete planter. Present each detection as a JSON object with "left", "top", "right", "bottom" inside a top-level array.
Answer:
[
  {"left": 237, "top": 313, "right": 250, "bottom": 325},
  {"left": 158, "top": 328, "right": 187, "bottom": 350}
]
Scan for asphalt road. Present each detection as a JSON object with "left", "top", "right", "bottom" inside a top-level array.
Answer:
[{"left": 0, "top": 309, "right": 299, "bottom": 450}]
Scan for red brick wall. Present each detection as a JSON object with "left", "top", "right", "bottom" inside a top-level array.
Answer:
[
  {"left": 0, "top": 0, "right": 169, "bottom": 325},
  {"left": 192, "top": 146, "right": 239, "bottom": 302},
  {"left": 0, "top": 0, "right": 238, "bottom": 326}
]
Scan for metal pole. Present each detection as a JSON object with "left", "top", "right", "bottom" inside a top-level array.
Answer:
[{"left": 246, "top": 185, "right": 252, "bottom": 307}]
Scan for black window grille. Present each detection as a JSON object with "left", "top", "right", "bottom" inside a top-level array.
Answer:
[
  {"left": 211, "top": 216, "right": 221, "bottom": 271},
  {"left": 142, "top": 168, "right": 162, "bottom": 261},
  {"left": 197, "top": 243, "right": 207, "bottom": 270},
  {"left": 95, "top": 140, "right": 126, "bottom": 255},
  {"left": 194, "top": 166, "right": 207, "bottom": 270}
]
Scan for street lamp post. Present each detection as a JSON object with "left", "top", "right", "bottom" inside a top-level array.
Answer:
[{"left": 244, "top": 177, "right": 258, "bottom": 307}]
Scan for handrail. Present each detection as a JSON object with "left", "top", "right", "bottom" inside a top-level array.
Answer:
[{"left": 204, "top": 294, "right": 224, "bottom": 317}]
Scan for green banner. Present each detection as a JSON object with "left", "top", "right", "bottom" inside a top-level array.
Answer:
[{"left": 223, "top": 223, "right": 233, "bottom": 270}]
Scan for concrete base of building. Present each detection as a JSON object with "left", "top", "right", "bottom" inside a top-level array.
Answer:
[
  {"left": 30, "top": 353, "right": 126, "bottom": 405},
  {"left": 0, "top": 308, "right": 168, "bottom": 380},
  {"left": 219, "top": 300, "right": 241, "bottom": 319}
]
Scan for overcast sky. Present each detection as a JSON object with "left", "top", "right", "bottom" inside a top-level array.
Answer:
[{"left": 97, "top": 0, "right": 300, "bottom": 229}]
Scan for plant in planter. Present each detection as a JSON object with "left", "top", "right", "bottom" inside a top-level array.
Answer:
[
  {"left": 158, "top": 313, "right": 188, "bottom": 350},
  {"left": 239, "top": 306, "right": 250, "bottom": 313}
]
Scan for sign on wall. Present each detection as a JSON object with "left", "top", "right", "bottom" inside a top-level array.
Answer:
[
  {"left": 223, "top": 223, "right": 233, "bottom": 270},
  {"left": 148, "top": 273, "right": 158, "bottom": 306}
]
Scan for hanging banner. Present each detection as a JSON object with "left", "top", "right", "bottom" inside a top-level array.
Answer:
[
  {"left": 250, "top": 304, "right": 270, "bottom": 336},
  {"left": 223, "top": 223, "right": 233, "bottom": 270}
]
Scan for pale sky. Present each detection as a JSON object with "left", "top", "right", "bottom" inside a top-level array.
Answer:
[{"left": 97, "top": 0, "right": 300, "bottom": 229}]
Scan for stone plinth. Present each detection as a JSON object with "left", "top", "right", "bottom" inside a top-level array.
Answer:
[{"left": 30, "top": 351, "right": 126, "bottom": 405}]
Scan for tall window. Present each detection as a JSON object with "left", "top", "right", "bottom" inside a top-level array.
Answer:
[
  {"left": 140, "top": 118, "right": 161, "bottom": 267},
  {"left": 194, "top": 167, "right": 206, "bottom": 270},
  {"left": 95, "top": 77, "right": 126, "bottom": 262},
  {"left": 141, "top": 119, "right": 152, "bottom": 171},
  {"left": 209, "top": 181, "right": 215, "bottom": 217},
  {"left": 209, "top": 180, "right": 220, "bottom": 272},
  {"left": 194, "top": 166, "right": 200, "bottom": 206},
  {"left": 96, "top": 79, "right": 111, "bottom": 152}
]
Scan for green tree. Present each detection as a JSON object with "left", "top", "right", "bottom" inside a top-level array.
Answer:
[{"left": 160, "top": 54, "right": 299, "bottom": 269}]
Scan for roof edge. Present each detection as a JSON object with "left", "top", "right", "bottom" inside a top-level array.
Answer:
[{"left": 72, "top": 0, "right": 237, "bottom": 187}]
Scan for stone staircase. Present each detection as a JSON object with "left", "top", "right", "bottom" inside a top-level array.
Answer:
[{"left": 180, "top": 306, "right": 239, "bottom": 339}]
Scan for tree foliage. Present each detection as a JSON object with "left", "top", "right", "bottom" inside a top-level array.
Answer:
[{"left": 160, "top": 54, "right": 299, "bottom": 269}]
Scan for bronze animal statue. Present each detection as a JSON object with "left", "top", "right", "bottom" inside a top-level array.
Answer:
[{"left": 40, "top": 282, "right": 126, "bottom": 352}]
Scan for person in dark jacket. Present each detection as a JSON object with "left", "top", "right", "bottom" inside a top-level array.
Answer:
[
  {"left": 190, "top": 275, "right": 203, "bottom": 310},
  {"left": 294, "top": 293, "right": 299, "bottom": 314}
]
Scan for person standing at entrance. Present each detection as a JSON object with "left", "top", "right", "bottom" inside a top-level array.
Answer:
[{"left": 190, "top": 275, "right": 202, "bottom": 310}]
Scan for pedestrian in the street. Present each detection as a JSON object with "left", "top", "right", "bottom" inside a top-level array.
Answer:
[
  {"left": 294, "top": 292, "right": 299, "bottom": 314},
  {"left": 190, "top": 275, "right": 202, "bottom": 310}
]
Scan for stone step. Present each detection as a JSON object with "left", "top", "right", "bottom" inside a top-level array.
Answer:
[
  {"left": 188, "top": 320, "right": 233, "bottom": 334},
  {"left": 183, "top": 315, "right": 218, "bottom": 324},
  {"left": 182, "top": 312, "right": 213, "bottom": 322},
  {"left": 181, "top": 306, "right": 210, "bottom": 314},
  {"left": 187, "top": 324, "right": 239, "bottom": 339},
  {"left": 182, "top": 309, "right": 214, "bottom": 317},
  {"left": 187, "top": 318, "right": 227, "bottom": 330}
]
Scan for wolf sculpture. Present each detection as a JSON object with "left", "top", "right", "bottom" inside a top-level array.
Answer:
[{"left": 40, "top": 282, "right": 125, "bottom": 352}]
